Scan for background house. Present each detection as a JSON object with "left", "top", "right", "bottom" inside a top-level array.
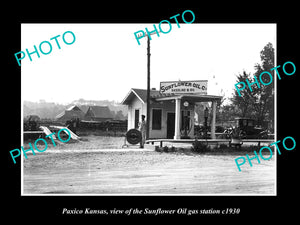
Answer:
[
  {"left": 55, "top": 105, "right": 85, "bottom": 122},
  {"left": 84, "top": 106, "right": 114, "bottom": 122}
]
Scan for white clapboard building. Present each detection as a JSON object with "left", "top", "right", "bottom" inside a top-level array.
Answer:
[{"left": 121, "top": 80, "right": 222, "bottom": 140}]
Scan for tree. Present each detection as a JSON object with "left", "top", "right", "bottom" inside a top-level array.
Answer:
[
  {"left": 218, "top": 104, "right": 239, "bottom": 123},
  {"left": 231, "top": 42, "right": 275, "bottom": 128},
  {"left": 252, "top": 42, "right": 274, "bottom": 126},
  {"left": 231, "top": 70, "right": 256, "bottom": 118}
]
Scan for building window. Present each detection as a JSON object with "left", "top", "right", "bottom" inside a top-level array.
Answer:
[
  {"left": 134, "top": 109, "right": 139, "bottom": 129},
  {"left": 152, "top": 109, "right": 162, "bottom": 130}
]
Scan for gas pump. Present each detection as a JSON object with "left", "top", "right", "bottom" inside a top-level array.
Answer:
[{"left": 181, "top": 101, "right": 193, "bottom": 139}]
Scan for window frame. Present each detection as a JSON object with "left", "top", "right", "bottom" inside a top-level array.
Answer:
[{"left": 152, "top": 108, "right": 162, "bottom": 130}]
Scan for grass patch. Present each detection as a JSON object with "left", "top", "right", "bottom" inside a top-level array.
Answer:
[
  {"left": 23, "top": 135, "right": 125, "bottom": 150},
  {"left": 155, "top": 143, "right": 274, "bottom": 156}
]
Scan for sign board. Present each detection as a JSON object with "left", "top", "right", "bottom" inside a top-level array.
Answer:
[{"left": 160, "top": 80, "right": 208, "bottom": 95}]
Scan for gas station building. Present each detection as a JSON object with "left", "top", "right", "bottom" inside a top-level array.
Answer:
[{"left": 121, "top": 80, "right": 222, "bottom": 140}]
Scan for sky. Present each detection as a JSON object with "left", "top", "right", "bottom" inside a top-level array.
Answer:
[{"left": 21, "top": 23, "right": 276, "bottom": 104}]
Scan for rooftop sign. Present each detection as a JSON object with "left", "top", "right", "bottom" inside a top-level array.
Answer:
[{"left": 160, "top": 80, "right": 207, "bottom": 95}]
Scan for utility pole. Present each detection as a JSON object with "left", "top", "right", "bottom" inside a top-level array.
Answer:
[
  {"left": 137, "top": 31, "right": 160, "bottom": 140},
  {"left": 146, "top": 35, "right": 151, "bottom": 140}
]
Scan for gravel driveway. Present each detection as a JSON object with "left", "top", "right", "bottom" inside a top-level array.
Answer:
[{"left": 23, "top": 149, "right": 275, "bottom": 195}]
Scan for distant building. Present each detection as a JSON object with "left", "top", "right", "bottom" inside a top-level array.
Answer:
[
  {"left": 84, "top": 106, "right": 113, "bottom": 122},
  {"left": 55, "top": 105, "right": 85, "bottom": 122}
]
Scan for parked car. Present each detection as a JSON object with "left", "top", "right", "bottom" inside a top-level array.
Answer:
[{"left": 234, "top": 117, "right": 268, "bottom": 139}]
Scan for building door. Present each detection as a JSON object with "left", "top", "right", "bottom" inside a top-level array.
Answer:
[
  {"left": 134, "top": 109, "right": 139, "bottom": 129},
  {"left": 167, "top": 112, "right": 175, "bottom": 139}
]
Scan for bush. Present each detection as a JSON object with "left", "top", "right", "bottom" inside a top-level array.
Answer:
[
  {"left": 191, "top": 139, "right": 210, "bottom": 153},
  {"left": 155, "top": 145, "right": 176, "bottom": 153},
  {"left": 219, "top": 144, "right": 228, "bottom": 149},
  {"left": 169, "top": 146, "right": 176, "bottom": 152},
  {"left": 163, "top": 146, "right": 169, "bottom": 152}
]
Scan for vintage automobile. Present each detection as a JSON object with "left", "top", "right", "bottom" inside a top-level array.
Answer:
[
  {"left": 232, "top": 117, "right": 268, "bottom": 139},
  {"left": 195, "top": 117, "right": 272, "bottom": 139}
]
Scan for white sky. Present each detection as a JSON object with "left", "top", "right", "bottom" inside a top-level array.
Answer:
[{"left": 21, "top": 23, "right": 276, "bottom": 104}]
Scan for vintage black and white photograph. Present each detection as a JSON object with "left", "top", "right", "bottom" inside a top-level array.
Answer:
[{"left": 21, "top": 23, "right": 276, "bottom": 195}]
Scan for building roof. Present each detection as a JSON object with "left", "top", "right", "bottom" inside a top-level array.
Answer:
[
  {"left": 121, "top": 88, "right": 160, "bottom": 105},
  {"left": 155, "top": 94, "right": 223, "bottom": 103},
  {"left": 55, "top": 105, "right": 85, "bottom": 121},
  {"left": 85, "top": 106, "right": 113, "bottom": 118},
  {"left": 121, "top": 88, "right": 222, "bottom": 105},
  {"left": 66, "top": 105, "right": 82, "bottom": 111}
]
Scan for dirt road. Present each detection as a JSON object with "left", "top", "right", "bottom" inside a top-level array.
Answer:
[{"left": 23, "top": 149, "right": 275, "bottom": 195}]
